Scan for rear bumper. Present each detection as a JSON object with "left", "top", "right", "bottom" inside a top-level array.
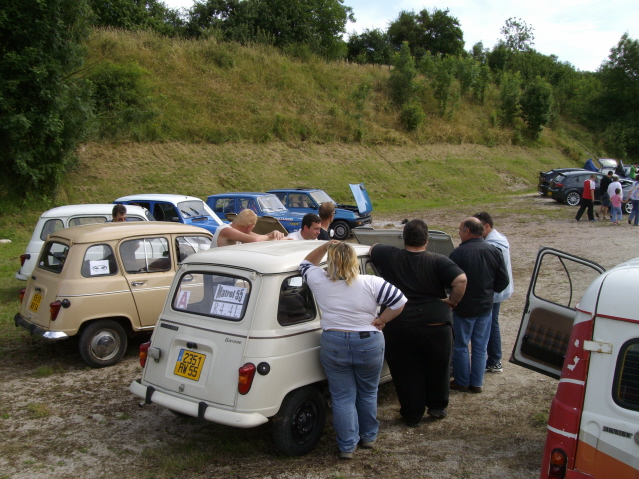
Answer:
[
  {"left": 129, "top": 380, "right": 269, "bottom": 428},
  {"left": 14, "top": 313, "right": 69, "bottom": 340}
]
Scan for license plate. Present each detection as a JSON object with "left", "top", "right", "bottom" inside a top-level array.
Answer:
[
  {"left": 174, "top": 349, "right": 206, "bottom": 381},
  {"left": 30, "top": 293, "right": 42, "bottom": 312},
  {"left": 548, "top": 191, "right": 552, "bottom": 196}
]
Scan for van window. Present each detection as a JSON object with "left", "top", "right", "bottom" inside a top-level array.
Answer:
[
  {"left": 69, "top": 216, "right": 108, "bottom": 227},
  {"left": 82, "top": 244, "right": 117, "bottom": 277},
  {"left": 278, "top": 275, "right": 316, "bottom": 326},
  {"left": 172, "top": 273, "right": 251, "bottom": 321},
  {"left": 39, "top": 242, "right": 69, "bottom": 273},
  {"left": 120, "top": 237, "right": 170, "bottom": 274},
  {"left": 176, "top": 236, "right": 212, "bottom": 262},
  {"left": 613, "top": 339, "right": 639, "bottom": 411},
  {"left": 40, "top": 219, "right": 63, "bottom": 240}
]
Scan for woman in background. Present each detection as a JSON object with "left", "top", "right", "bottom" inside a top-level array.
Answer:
[{"left": 300, "top": 241, "right": 406, "bottom": 459}]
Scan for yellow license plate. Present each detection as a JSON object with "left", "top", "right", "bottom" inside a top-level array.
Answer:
[
  {"left": 174, "top": 349, "right": 206, "bottom": 381},
  {"left": 548, "top": 191, "right": 552, "bottom": 196},
  {"left": 30, "top": 293, "right": 42, "bottom": 312}
]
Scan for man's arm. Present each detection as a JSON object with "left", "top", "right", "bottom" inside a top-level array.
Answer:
[
  {"left": 442, "top": 273, "right": 467, "bottom": 309},
  {"left": 219, "top": 227, "right": 281, "bottom": 245},
  {"left": 493, "top": 251, "right": 510, "bottom": 293}
]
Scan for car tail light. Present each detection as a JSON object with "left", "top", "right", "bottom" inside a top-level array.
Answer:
[
  {"left": 238, "top": 363, "right": 256, "bottom": 395},
  {"left": 19, "top": 254, "right": 30, "bottom": 267},
  {"left": 554, "top": 182, "right": 564, "bottom": 188},
  {"left": 49, "top": 301, "right": 62, "bottom": 321},
  {"left": 547, "top": 448, "right": 567, "bottom": 478},
  {"left": 139, "top": 341, "right": 151, "bottom": 367},
  {"left": 19, "top": 289, "right": 26, "bottom": 303}
]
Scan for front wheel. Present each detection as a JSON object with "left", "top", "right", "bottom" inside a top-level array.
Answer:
[
  {"left": 272, "top": 386, "right": 327, "bottom": 456},
  {"left": 565, "top": 191, "right": 581, "bottom": 206},
  {"left": 624, "top": 201, "right": 633, "bottom": 215},
  {"left": 331, "top": 221, "right": 351, "bottom": 241},
  {"left": 78, "top": 320, "right": 128, "bottom": 368}
]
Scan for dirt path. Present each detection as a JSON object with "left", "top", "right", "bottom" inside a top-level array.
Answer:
[{"left": 2, "top": 194, "right": 636, "bottom": 479}]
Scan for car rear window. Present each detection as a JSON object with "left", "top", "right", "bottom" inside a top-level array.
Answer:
[
  {"left": 82, "top": 244, "right": 117, "bottom": 277},
  {"left": 613, "top": 339, "right": 639, "bottom": 411},
  {"left": 278, "top": 275, "right": 316, "bottom": 326},
  {"left": 39, "top": 241, "right": 69, "bottom": 274},
  {"left": 40, "top": 219, "right": 63, "bottom": 240},
  {"left": 172, "top": 273, "right": 251, "bottom": 321},
  {"left": 176, "top": 236, "right": 212, "bottom": 263},
  {"left": 68, "top": 216, "right": 108, "bottom": 227}
]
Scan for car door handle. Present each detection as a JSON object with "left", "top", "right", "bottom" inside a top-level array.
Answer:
[{"left": 132, "top": 281, "right": 145, "bottom": 286}]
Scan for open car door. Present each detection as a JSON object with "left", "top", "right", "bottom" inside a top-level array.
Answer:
[{"left": 510, "top": 247, "right": 605, "bottom": 379}]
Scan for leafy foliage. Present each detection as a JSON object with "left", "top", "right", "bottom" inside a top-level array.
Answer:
[
  {"left": 400, "top": 102, "right": 425, "bottom": 131},
  {"left": 500, "top": 17, "right": 535, "bottom": 52},
  {"left": 388, "top": 42, "right": 418, "bottom": 106},
  {"left": 347, "top": 29, "right": 391, "bottom": 65},
  {"left": 0, "top": 0, "right": 94, "bottom": 197},
  {"left": 499, "top": 72, "right": 522, "bottom": 126},
  {"left": 520, "top": 76, "right": 553, "bottom": 139},
  {"left": 90, "top": 0, "right": 182, "bottom": 36}
]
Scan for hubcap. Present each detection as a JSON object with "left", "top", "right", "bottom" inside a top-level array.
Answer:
[
  {"left": 292, "top": 400, "right": 317, "bottom": 444},
  {"left": 90, "top": 330, "right": 119, "bottom": 360}
]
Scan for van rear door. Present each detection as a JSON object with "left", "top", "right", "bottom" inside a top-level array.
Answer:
[
  {"left": 511, "top": 247, "right": 604, "bottom": 378},
  {"left": 573, "top": 270, "right": 639, "bottom": 477}
]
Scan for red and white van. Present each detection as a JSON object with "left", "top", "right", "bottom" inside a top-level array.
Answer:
[{"left": 512, "top": 247, "right": 639, "bottom": 479}]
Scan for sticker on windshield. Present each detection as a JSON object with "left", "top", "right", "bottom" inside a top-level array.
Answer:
[
  {"left": 175, "top": 291, "right": 191, "bottom": 309},
  {"left": 210, "top": 284, "right": 247, "bottom": 319},
  {"left": 89, "top": 260, "right": 110, "bottom": 275}
]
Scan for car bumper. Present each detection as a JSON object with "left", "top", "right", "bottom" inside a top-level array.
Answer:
[
  {"left": 129, "top": 380, "right": 269, "bottom": 428},
  {"left": 15, "top": 272, "right": 28, "bottom": 281},
  {"left": 14, "top": 313, "right": 69, "bottom": 340}
]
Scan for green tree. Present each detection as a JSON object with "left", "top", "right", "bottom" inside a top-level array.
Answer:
[
  {"left": 499, "top": 72, "right": 522, "bottom": 126},
  {"left": 387, "top": 8, "right": 464, "bottom": 60},
  {"left": 388, "top": 42, "right": 417, "bottom": 105},
  {"left": 520, "top": 76, "right": 553, "bottom": 139},
  {"left": 347, "top": 29, "right": 391, "bottom": 65},
  {"left": 90, "top": 0, "right": 183, "bottom": 36},
  {"left": 500, "top": 17, "right": 535, "bottom": 52},
  {"left": 0, "top": 0, "right": 94, "bottom": 197}
]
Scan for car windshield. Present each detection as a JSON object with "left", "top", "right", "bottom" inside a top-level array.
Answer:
[
  {"left": 177, "top": 201, "right": 222, "bottom": 224},
  {"left": 310, "top": 190, "right": 334, "bottom": 204},
  {"left": 258, "top": 195, "right": 287, "bottom": 213}
]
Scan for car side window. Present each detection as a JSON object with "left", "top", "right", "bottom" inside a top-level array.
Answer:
[
  {"left": 212, "top": 198, "right": 234, "bottom": 214},
  {"left": 39, "top": 241, "right": 69, "bottom": 273},
  {"left": 40, "top": 219, "right": 63, "bottom": 240},
  {"left": 82, "top": 244, "right": 117, "bottom": 277},
  {"left": 120, "top": 237, "right": 170, "bottom": 274},
  {"left": 273, "top": 192, "right": 286, "bottom": 204},
  {"left": 278, "top": 275, "right": 317, "bottom": 326},
  {"left": 69, "top": 216, "right": 109, "bottom": 227},
  {"left": 613, "top": 339, "right": 639, "bottom": 411},
  {"left": 176, "top": 236, "right": 212, "bottom": 263},
  {"left": 364, "top": 260, "right": 379, "bottom": 276},
  {"left": 238, "top": 198, "right": 258, "bottom": 212},
  {"left": 153, "top": 203, "right": 179, "bottom": 222}
]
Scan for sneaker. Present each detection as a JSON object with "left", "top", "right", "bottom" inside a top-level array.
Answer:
[
  {"left": 469, "top": 386, "right": 483, "bottom": 393},
  {"left": 485, "top": 362, "right": 503, "bottom": 373},
  {"left": 596, "top": 212, "right": 600, "bottom": 219},
  {"left": 449, "top": 380, "right": 469, "bottom": 392},
  {"left": 629, "top": 219, "right": 632, "bottom": 224},
  {"left": 340, "top": 444, "right": 358, "bottom": 459},
  {"left": 427, "top": 408, "right": 447, "bottom": 419},
  {"left": 360, "top": 438, "right": 376, "bottom": 449}
]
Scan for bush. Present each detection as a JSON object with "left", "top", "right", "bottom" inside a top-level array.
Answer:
[{"left": 400, "top": 102, "right": 425, "bottom": 131}]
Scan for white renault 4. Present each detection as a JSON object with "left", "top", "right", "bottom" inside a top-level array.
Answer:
[
  {"left": 512, "top": 247, "right": 639, "bottom": 479},
  {"left": 130, "top": 233, "right": 455, "bottom": 456}
]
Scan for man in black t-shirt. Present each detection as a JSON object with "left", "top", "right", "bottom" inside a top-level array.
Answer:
[
  {"left": 370, "top": 220, "right": 467, "bottom": 426},
  {"left": 598, "top": 171, "right": 613, "bottom": 219}
]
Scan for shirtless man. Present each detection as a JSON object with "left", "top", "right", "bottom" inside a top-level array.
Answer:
[{"left": 213, "top": 209, "right": 286, "bottom": 247}]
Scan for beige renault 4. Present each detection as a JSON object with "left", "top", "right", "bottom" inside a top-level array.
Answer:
[{"left": 15, "top": 222, "right": 213, "bottom": 368}]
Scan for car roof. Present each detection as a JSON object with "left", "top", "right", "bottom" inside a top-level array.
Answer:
[
  {"left": 267, "top": 188, "right": 320, "bottom": 192},
  {"left": 183, "top": 240, "right": 371, "bottom": 274},
  {"left": 40, "top": 204, "right": 149, "bottom": 218},
  {"left": 208, "top": 193, "right": 272, "bottom": 197},
  {"left": 48, "top": 222, "right": 212, "bottom": 244},
  {"left": 115, "top": 194, "right": 206, "bottom": 204}
]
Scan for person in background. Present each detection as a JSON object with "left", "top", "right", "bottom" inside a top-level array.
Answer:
[
  {"left": 473, "top": 212, "right": 514, "bottom": 374},
  {"left": 112, "top": 204, "right": 127, "bottom": 222},
  {"left": 318, "top": 202, "right": 335, "bottom": 240},
  {"left": 212, "top": 209, "right": 286, "bottom": 247},
  {"left": 575, "top": 174, "right": 597, "bottom": 222},
  {"left": 597, "top": 171, "right": 613, "bottom": 220},
  {"left": 630, "top": 163, "right": 637, "bottom": 180},
  {"left": 370, "top": 220, "right": 466, "bottom": 425},
  {"left": 449, "top": 217, "right": 509, "bottom": 394},
  {"left": 300, "top": 241, "right": 406, "bottom": 459},
  {"left": 610, "top": 188, "right": 624, "bottom": 225},
  {"left": 288, "top": 213, "right": 322, "bottom": 240},
  {"left": 607, "top": 175, "right": 623, "bottom": 206},
  {"left": 627, "top": 177, "right": 639, "bottom": 225}
]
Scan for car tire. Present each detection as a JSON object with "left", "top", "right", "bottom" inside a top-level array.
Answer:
[
  {"left": 624, "top": 201, "right": 633, "bottom": 215},
  {"left": 272, "top": 386, "right": 327, "bottom": 456},
  {"left": 331, "top": 221, "right": 351, "bottom": 241},
  {"left": 565, "top": 191, "right": 581, "bottom": 206},
  {"left": 78, "top": 320, "right": 128, "bottom": 368}
]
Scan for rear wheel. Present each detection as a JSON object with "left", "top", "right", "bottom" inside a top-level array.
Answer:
[
  {"left": 272, "top": 386, "right": 326, "bottom": 456},
  {"left": 331, "top": 221, "right": 351, "bottom": 241},
  {"left": 624, "top": 201, "right": 633, "bottom": 215},
  {"left": 565, "top": 191, "right": 581, "bottom": 206},
  {"left": 78, "top": 320, "right": 128, "bottom": 368}
]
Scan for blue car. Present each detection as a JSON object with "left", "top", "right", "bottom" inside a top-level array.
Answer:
[
  {"left": 206, "top": 193, "right": 305, "bottom": 234},
  {"left": 114, "top": 194, "right": 224, "bottom": 234},
  {"left": 267, "top": 184, "right": 373, "bottom": 240}
]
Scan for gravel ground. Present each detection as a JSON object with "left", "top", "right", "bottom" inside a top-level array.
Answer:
[{"left": 2, "top": 193, "right": 637, "bottom": 479}]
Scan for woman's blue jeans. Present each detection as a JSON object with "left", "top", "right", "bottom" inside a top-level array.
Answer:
[
  {"left": 629, "top": 199, "right": 639, "bottom": 225},
  {"left": 320, "top": 330, "right": 384, "bottom": 452}
]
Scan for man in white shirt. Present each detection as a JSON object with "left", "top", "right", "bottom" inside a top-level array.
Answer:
[
  {"left": 473, "top": 212, "right": 514, "bottom": 374},
  {"left": 288, "top": 213, "right": 322, "bottom": 240},
  {"left": 607, "top": 175, "right": 623, "bottom": 202}
]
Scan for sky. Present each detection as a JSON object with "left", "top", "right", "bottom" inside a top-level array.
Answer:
[{"left": 161, "top": 0, "right": 639, "bottom": 72}]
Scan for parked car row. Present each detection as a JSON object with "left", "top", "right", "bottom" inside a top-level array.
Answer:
[{"left": 548, "top": 171, "right": 634, "bottom": 214}]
